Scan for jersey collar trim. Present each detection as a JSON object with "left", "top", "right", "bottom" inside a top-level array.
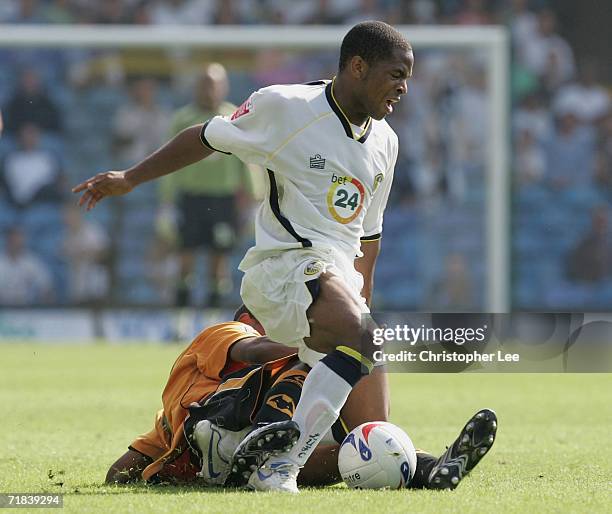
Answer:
[{"left": 325, "top": 79, "right": 372, "bottom": 144}]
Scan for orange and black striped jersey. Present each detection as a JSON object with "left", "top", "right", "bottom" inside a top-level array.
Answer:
[{"left": 130, "top": 321, "right": 261, "bottom": 480}]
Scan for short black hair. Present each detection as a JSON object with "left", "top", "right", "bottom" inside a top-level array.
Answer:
[{"left": 339, "top": 21, "right": 411, "bottom": 71}]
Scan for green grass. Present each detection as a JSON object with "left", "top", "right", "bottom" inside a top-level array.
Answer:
[{"left": 1, "top": 343, "right": 610, "bottom": 513}]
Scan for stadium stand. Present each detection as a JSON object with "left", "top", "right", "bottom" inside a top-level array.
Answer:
[{"left": 0, "top": 0, "right": 609, "bottom": 309}]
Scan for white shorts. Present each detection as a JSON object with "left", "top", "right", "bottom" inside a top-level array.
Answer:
[{"left": 239, "top": 246, "right": 369, "bottom": 367}]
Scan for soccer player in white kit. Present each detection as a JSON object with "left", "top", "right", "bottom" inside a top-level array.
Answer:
[{"left": 74, "top": 21, "right": 414, "bottom": 492}]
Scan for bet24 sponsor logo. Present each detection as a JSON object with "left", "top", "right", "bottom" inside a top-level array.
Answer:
[{"left": 327, "top": 173, "right": 365, "bottom": 224}]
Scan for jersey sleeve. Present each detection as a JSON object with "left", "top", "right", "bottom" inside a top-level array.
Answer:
[
  {"left": 200, "top": 88, "right": 283, "bottom": 166},
  {"left": 361, "top": 137, "right": 398, "bottom": 240}
]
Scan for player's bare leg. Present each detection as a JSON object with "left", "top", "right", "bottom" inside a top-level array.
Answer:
[
  {"left": 341, "top": 365, "right": 389, "bottom": 428},
  {"left": 237, "top": 272, "right": 378, "bottom": 492},
  {"left": 296, "top": 365, "right": 389, "bottom": 486}
]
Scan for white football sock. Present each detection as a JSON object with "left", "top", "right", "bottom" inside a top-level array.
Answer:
[{"left": 279, "top": 360, "right": 354, "bottom": 467}]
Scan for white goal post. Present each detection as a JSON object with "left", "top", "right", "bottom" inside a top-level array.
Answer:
[{"left": 0, "top": 24, "right": 510, "bottom": 312}]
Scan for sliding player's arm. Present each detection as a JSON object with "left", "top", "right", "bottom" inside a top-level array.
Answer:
[
  {"left": 229, "top": 336, "right": 297, "bottom": 365},
  {"left": 73, "top": 125, "right": 212, "bottom": 210}
]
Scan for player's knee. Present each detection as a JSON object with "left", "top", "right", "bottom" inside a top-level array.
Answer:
[
  {"left": 105, "top": 451, "right": 149, "bottom": 484},
  {"left": 105, "top": 467, "right": 129, "bottom": 484},
  {"left": 336, "top": 318, "right": 377, "bottom": 361},
  {"left": 333, "top": 308, "right": 364, "bottom": 342},
  {"left": 105, "top": 466, "right": 142, "bottom": 485}
]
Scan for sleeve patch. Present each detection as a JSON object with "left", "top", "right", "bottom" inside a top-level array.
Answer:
[{"left": 231, "top": 96, "right": 253, "bottom": 120}]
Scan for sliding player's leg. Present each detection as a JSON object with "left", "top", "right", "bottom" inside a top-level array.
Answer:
[
  {"left": 338, "top": 363, "right": 442, "bottom": 490},
  {"left": 105, "top": 449, "right": 153, "bottom": 484},
  {"left": 421, "top": 408, "right": 498, "bottom": 490},
  {"left": 341, "top": 365, "right": 389, "bottom": 428},
  {"left": 193, "top": 362, "right": 308, "bottom": 486},
  {"left": 222, "top": 363, "right": 389, "bottom": 488},
  {"left": 221, "top": 365, "right": 307, "bottom": 486},
  {"left": 339, "top": 365, "right": 498, "bottom": 491}
]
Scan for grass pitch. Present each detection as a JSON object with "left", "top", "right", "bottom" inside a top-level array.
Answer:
[{"left": 1, "top": 342, "right": 610, "bottom": 513}]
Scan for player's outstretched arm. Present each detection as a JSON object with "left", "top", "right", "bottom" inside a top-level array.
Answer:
[
  {"left": 229, "top": 336, "right": 297, "bottom": 364},
  {"left": 72, "top": 124, "right": 213, "bottom": 210}
]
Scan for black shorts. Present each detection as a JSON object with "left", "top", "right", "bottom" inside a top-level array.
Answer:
[{"left": 178, "top": 194, "right": 238, "bottom": 251}]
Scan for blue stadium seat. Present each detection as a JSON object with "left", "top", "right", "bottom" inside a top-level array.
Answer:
[
  {"left": 514, "top": 230, "right": 544, "bottom": 258},
  {"left": 122, "top": 202, "right": 158, "bottom": 231},
  {"left": 0, "top": 134, "right": 17, "bottom": 157},
  {"left": 86, "top": 203, "right": 113, "bottom": 227},
  {"left": 118, "top": 230, "right": 150, "bottom": 254},
  {"left": 22, "top": 204, "right": 63, "bottom": 238},
  {"left": 514, "top": 279, "right": 539, "bottom": 309},
  {"left": 32, "top": 232, "right": 64, "bottom": 259},
  {"left": 46, "top": 257, "right": 68, "bottom": 305},
  {"left": 544, "top": 281, "right": 594, "bottom": 309},
  {"left": 0, "top": 200, "right": 19, "bottom": 231},
  {"left": 87, "top": 86, "right": 127, "bottom": 113},
  {"left": 380, "top": 283, "right": 421, "bottom": 309},
  {"left": 559, "top": 186, "right": 605, "bottom": 210},
  {"left": 117, "top": 254, "right": 147, "bottom": 281}
]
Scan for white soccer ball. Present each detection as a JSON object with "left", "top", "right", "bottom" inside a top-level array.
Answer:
[{"left": 338, "top": 421, "right": 417, "bottom": 489}]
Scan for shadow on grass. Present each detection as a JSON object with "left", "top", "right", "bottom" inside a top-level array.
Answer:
[{"left": 62, "top": 482, "right": 351, "bottom": 496}]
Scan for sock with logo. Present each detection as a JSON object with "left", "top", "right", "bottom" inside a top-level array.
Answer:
[
  {"left": 270, "top": 347, "right": 372, "bottom": 468},
  {"left": 253, "top": 368, "right": 308, "bottom": 425}
]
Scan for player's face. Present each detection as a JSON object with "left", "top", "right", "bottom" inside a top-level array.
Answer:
[{"left": 362, "top": 47, "right": 413, "bottom": 120}]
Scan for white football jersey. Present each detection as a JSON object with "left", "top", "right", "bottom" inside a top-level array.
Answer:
[{"left": 201, "top": 79, "right": 398, "bottom": 261}]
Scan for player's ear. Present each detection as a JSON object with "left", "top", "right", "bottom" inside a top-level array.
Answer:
[
  {"left": 237, "top": 312, "right": 251, "bottom": 325},
  {"left": 349, "top": 55, "right": 369, "bottom": 80}
]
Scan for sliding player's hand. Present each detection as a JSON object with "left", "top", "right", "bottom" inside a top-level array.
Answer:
[{"left": 72, "top": 171, "right": 134, "bottom": 210}]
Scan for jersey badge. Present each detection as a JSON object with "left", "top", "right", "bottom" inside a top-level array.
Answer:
[
  {"left": 304, "top": 260, "right": 324, "bottom": 276},
  {"left": 373, "top": 173, "right": 384, "bottom": 192},
  {"left": 309, "top": 154, "right": 326, "bottom": 169}
]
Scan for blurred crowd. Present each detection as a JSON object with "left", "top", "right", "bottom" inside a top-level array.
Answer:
[
  {"left": 0, "top": 0, "right": 587, "bottom": 26},
  {"left": 0, "top": 0, "right": 610, "bottom": 309}
]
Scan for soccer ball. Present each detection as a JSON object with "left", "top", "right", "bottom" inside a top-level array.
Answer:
[{"left": 338, "top": 421, "right": 417, "bottom": 489}]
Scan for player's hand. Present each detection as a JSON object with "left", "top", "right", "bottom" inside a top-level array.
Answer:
[{"left": 72, "top": 171, "right": 134, "bottom": 210}]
